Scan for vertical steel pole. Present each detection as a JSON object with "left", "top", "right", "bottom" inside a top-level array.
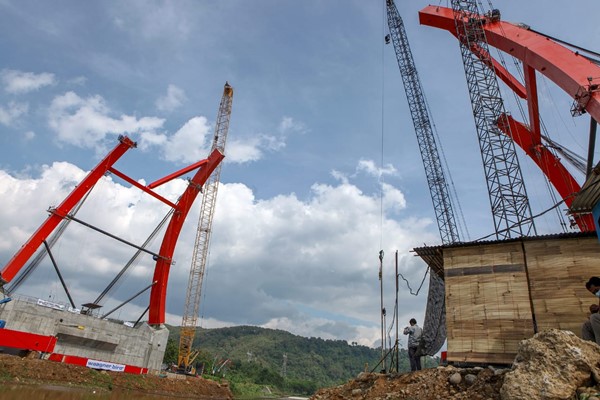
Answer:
[
  {"left": 586, "top": 117, "right": 597, "bottom": 180},
  {"left": 395, "top": 250, "right": 399, "bottom": 373},
  {"left": 379, "top": 250, "right": 385, "bottom": 372}
]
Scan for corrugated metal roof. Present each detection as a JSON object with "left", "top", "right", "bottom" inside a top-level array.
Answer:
[
  {"left": 570, "top": 167, "right": 600, "bottom": 213},
  {"left": 412, "top": 231, "right": 598, "bottom": 278},
  {"left": 411, "top": 246, "right": 444, "bottom": 278}
]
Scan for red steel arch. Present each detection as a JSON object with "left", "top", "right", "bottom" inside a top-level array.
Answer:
[
  {"left": 147, "top": 148, "right": 224, "bottom": 324},
  {"left": 419, "top": 6, "right": 600, "bottom": 231},
  {"left": 0, "top": 136, "right": 224, "bottom": 325},
  {"left": 0, "top": 136, "right": 137, "bottom": 284}
]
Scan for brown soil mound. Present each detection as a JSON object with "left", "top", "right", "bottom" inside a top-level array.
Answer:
[
  {"left": 0, "top": 353, "right": 232, "bottom": 399},
  {"left": 310, "top": 366, "right": 506, "bottom": 400}
]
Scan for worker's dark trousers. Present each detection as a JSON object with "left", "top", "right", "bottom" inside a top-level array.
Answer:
[
  {"left": 582, "top": 313, "right": 600, "bottom": 345},
  {"left": 408, "top": 346, "right": 422, "bottom": 371}
]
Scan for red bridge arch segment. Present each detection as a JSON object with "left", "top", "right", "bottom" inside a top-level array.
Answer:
[
  {"left": 419, "top": 5, "right": 600, "bottom": 231},
  {"left": 0, "top": 136, "right": 224, "bottom": 325}
]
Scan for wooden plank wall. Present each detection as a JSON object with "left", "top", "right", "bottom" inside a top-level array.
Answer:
[
  {"left": 524, "top": 236, "right": 600, "bottom": 335},
  {"left": 444, "top": 242, "right": 535, "bottom": 364}
]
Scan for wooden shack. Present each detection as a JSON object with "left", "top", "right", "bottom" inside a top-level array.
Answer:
[{"left": 414, "top": 232, "right": 600, "bottom": 364}]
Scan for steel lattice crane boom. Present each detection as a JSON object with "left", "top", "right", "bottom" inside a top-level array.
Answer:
[
  {"left": 385, "top": 0, "right": 460, "bottom": 359},
  {"left": 385, "top": 0, "right": 460, "bottom": 245},
  {"left": 450, "top": 0, "right": 535, "bottom": 239},
  {"left": 178, "top": 82, "right": 234, "bottom": 373}
]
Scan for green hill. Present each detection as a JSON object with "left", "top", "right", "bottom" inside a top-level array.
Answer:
[{"left": 163, "top": 325, "right": 435, "bottom": 396}]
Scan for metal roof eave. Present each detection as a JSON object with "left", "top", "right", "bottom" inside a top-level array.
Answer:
[{"left": 412, "top": 231, "right": 598, "bottom": 280}]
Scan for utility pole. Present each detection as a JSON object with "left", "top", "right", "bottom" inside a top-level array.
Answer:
[
  {"left": 282, "top": 353, "right": 287, "bottom": 378},
  {"left": 379, "top": 250, "right": 386, "bottom": 373},
  {"left": 395, "top": 250, "right": 399, "bottom": 373}
]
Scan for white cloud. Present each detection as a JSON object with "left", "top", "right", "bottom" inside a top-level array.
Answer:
[
  {"left": 147, "top": 116, "right": 288, "bottom": 164},
  {"left": 259, "top": 133, "right": 286, "bottom": 152},
  {"left": 331, "top": 169, "right": 349, "bottom": 184},
  {"left": 261, "top": 316, "right": 376, "bottom": 346},
  {"left": 226, "top": 137, "right": 264, "bottom": 163},
  {"left": 151, "top": 116, "right": 211, "bottom": 163},
  {"left": 222, "top": 117, "right": 307, "bottom": 163},
  {"left": 278, "top": 116, "right": 307, "bottom": 136},
  {"left": 0, "top": 160, "right": 434, "bottom": 345},
  {"left": 382, "top": 182, "right": 407, "bottom": 213},
  {"left": 23, "top": 131, "right": 35, "bottom": 141},
  {"left": 200, "top": 177, "right": 434, "bottom": 334},
  {"left": 206, "top": 116, "right": 304, "bottom": 163},
  {"left": 219, "top": 116, "right": 303, "bottom": 163},
  {"left": 48, "top": 91, "right": 165, "bottom": 149},
  {"left": 138, "top": 130, "right": 167, "bottom": 148},
  {"left": 1, "top": 69, "right": 56, "bottom": 94},
  {"left": 0, "top": 101, "right": 28, "bottom": 126},
  {"left": 155, "top": 84, "right": 187, "bottom": 112},
  {"left": 44, "top": 89, "right": 301, "bottom": 165},
  {"left": 357, "top": 159, "right": 397, "bottom": 179}
]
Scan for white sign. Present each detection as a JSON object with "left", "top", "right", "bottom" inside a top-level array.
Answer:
[
  {"left": 86, "top": 359, "right": 126, "bottom": 372},
  {"left": 37, "top": 299, "right": 65, "bottom": 311}
]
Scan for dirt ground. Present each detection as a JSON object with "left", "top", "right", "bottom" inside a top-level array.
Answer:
[
  {"left": 0, "top": 353, "right": 233, "bottom": 399},
  {"left": 0, "top": 353, "right": 505, "bottom": 400},
  {"left": 311, "top": 365, "right": 507, "bottom": 400},
  {"left": 0, "top": 352, "right": 505, "bottom": 400}
]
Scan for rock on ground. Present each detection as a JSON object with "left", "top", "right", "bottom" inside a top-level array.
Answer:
[
  {"left": 311, "top": 329, "right": 600, "bottom": 400},
  {"left": 311, "top": 366, "right": 506, "bottom": 400},
  {"left": 501, "top": 329, "right": 600, "bottom": 400}
]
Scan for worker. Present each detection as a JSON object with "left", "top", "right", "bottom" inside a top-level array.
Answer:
[
  {"left": 582, "top": 276, "right": 600, "bottom": 345},
  {"left": 403, "top": 318, "right": 423, "bottom": 371}
]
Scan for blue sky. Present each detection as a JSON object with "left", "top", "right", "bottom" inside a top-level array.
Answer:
[{"left": 0, "top": 0, "right": 598, "bottom": 347}]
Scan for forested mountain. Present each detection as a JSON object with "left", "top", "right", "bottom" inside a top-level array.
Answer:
[{"left": 163, "top": 325, "right": 438, "bottom": 396}]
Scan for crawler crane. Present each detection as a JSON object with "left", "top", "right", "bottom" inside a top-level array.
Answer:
[
  {"left": 385, "top": 0, "right": 460, "bottom": 358},
  {"left": 385, "top": 0, "right": 460, "bottom": 245},
  {"left": 450, "top": 0, "right": 535, "bottom": 238},
  {"left": 177, "top": 82, "right": 234, "bottom": 374}
]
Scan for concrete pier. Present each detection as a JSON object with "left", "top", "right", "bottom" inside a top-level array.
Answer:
[{"left": 0, "top": 295, "right": 168, "bottom": 371}]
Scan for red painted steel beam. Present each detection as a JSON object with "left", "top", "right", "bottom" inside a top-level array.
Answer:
[
  {"left": 419, "top": 5, "right": 600, "bottom": 122},
  {"left": 108, "top": 167, "right": 178, "bottom": 209},
  {"left": 498, "top": 115, "right": 595, "bottom": 231},
  {"left": 0, "top": 136, "right": 136, "bottom": 284},
  {"left": 0, "top": 328, "right": 57, "bottom": 352},
  {"left": 419, "top": 5, "right": 600, "bottom": 231},
  {"left": 148, "top": 148, "right": 225, "bottom": 325},
  {"left": 419, "top": 8, "right": 526, "bottom": 99},
  {"left": 48, "top": 353, "right": 148, "bottom": 374},
  {"left": 523, "top": 64, "right": 542, "bottom": 143},
  {"left": 147, "top": 158, "right": 209, "bottom": 189}
]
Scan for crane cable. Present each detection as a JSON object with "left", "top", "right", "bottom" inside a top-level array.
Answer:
[
  {"left": 379, "top": 0, "right": 386, "bottom": 253},
  {"left": 381, "top": 0, "right": 433, "bottom": 296},
  {"left": 526, "top": 27, "right": 600, "bottom": 64},
  {"left": 423, "top": 94, "right": 471, "bottom": 241},
  {"left": 6, "top": 186, "right": 94, "bottom": 294}
]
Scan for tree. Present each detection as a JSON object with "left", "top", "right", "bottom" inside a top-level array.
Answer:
[{"left": 162, "top": 338, "right": 178, "bottom": 367}]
